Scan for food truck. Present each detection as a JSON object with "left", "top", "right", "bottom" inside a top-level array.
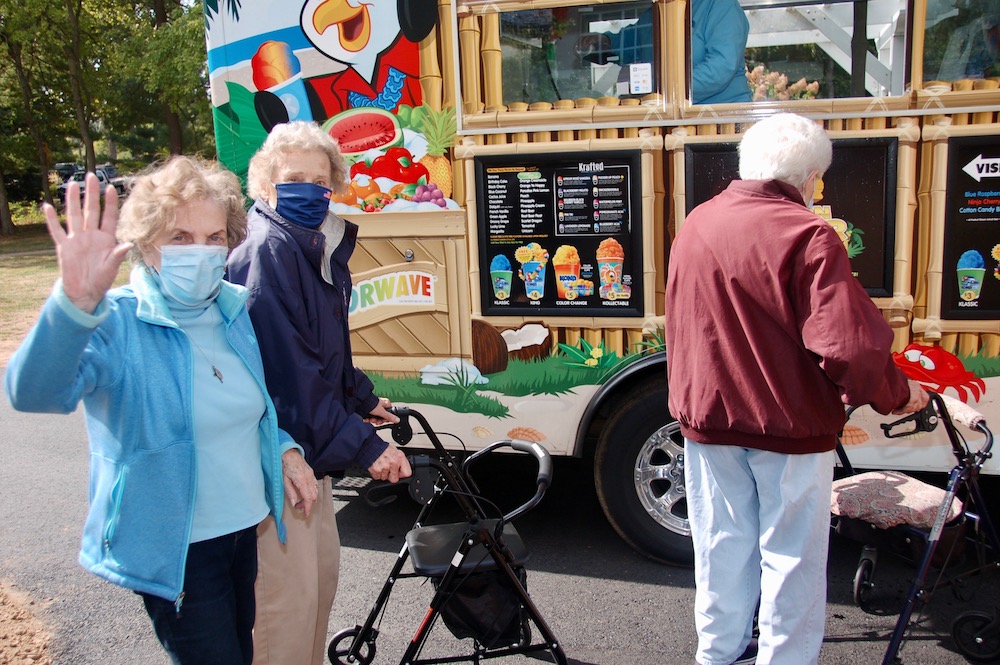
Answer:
[{"left": 204, "top": 0, "right": 1000, "bottom": 565}]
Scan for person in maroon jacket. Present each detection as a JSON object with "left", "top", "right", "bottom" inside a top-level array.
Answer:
[{"left": 664, "top": 113, "right": 928, "bottom": 665}]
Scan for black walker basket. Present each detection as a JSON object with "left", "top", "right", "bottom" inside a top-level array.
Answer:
[
  {"left": 328, "top": 406, "right": 568, "bottom": 665},
  {"left": 830, "top": 392, "right": 1000, "bottom": 664}
]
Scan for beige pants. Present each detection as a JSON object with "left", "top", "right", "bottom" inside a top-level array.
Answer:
[{"left": 253, "top": 476, "right": 340, "bottom": 665}]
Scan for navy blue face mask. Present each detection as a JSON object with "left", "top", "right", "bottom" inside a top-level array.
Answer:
[{"left": 274, "top": 182, "right": 332, "bottom": 229}]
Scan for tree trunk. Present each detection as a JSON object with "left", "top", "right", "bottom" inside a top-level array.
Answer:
[
  {"left": 0, "top": 164, "right": 14, "bottom": 237},
  {"left": 153, "top": 0, "right": 184, "bottom": 154},
  {"left": 2, "top": 36, "right": 53, "bottom": 205},
  {"left": 64, "top": 0, "right": 96, "bottom": 172},
  {"left": 165, "top": 102, "right": 184, "bottom": 154}
]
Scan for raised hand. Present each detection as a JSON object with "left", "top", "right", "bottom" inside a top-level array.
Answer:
[{"left": 44, "top": 173, "right": 132, "bottom": 314}]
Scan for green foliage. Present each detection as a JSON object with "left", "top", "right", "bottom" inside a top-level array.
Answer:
[
  {"left": 960, "top": 351, "right": 1000, "bottom": 380},
  {"left": 485, "top": 357, "right": 584, "bottom": 396},
  {"left": 0, "top": 0, "right": 219, "bottom": 204},
  {"left": 204, "top": 0, "right": 242, "bottom": 25},
  {"left": 365, "top": 327, "right": 674, "bottom": 417},
  {"left": 557, "top": 338, "right": 620, "bottom": 371},
  {"left": 7, "top": 202, "right": 44, "bottom": 225},
  {"left": 845, "top": 224, "right": 865, "bottom": 259},
  {"left": 367, "top": 372, "right": 509, "bottom": 417},
  {"left": 631, "top": 325, "right": 665, "bottom": 356}
]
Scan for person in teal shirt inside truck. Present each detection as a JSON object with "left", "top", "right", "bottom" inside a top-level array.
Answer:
[
  {"left": 691, "top": 0, "right": 751, "bottom": 104},
  {"left": 591, "top": 0, "right": 750, "bottom": 104}
]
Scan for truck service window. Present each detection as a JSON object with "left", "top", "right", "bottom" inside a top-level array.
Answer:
[{"left": 499, "top": 1, "right": 659, "bottom": 105}]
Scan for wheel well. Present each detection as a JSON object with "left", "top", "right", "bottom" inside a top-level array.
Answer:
[{"left": 575, "top": 352, "right": 668, "bottom": 461}]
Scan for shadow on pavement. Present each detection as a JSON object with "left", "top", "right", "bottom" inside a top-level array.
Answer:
[{"left": 333, "top": 456, "right": 692, "bottom": 587}]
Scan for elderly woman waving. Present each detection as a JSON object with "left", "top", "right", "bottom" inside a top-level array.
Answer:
[{"left": 5, "top": 157, "right": 312, "bottom": 665}]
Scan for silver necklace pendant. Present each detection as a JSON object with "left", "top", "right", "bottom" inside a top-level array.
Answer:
[{"left": 212, "top": 366, "right": 224, "bottom": 383}]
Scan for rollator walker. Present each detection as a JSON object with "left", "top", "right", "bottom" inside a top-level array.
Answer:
[
  {"left": 328, "top": 406, "right": 568, "bottom": 665},
  {"left": 830, "top": 392, "right": 999, "bottom": 663}
]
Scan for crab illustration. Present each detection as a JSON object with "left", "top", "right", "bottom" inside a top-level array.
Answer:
[{"left": 892, "top": 343, "right": 986, "bottom": 403}]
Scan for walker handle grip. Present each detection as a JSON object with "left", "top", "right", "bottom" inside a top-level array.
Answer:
[
  {"left": 509, "top": 439, "right": 553, "bottom": 492},
  {"left": 502, "top": 439, "right": 552, "bottom": 523},
  {"left": 937, "top": 393, "right": 986, "bottom": 431}
]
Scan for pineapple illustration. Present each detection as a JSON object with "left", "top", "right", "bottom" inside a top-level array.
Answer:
[{"left": 417, "top": 105, "right": 457, "bottom": 198}]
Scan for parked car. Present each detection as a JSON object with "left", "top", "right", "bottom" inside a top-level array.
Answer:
[
  {"left": 53, "top": 163, "right": 83, "bottom": 182},
  {"left": 56, "top": 168, "right": 127, "bottom": 202}
]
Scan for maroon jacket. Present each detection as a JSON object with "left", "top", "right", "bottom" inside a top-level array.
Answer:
[{"left": 664, "top": 179, "right": 909, "bottom": 454}]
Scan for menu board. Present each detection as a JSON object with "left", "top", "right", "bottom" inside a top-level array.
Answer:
[
  {"left": 475, "top": 150, "right": 644, "bottom": 317},
  {"left": 941, "top": 135, "right": 1000, "bottom": 320},
  {"left": 685, "top": 137, "right": 898, "bottom": 297}
]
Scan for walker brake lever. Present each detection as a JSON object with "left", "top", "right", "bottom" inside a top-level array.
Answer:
[
  {"left": 362, "top": 456, "right": 436, "bottom": 507},
  {"left": 376, "top": 407, "right": 413, "bottom": 445},
  {"left": 881, "top": 402, "right": 940, "bottom": 438},
  {"left": 406, "top": 455, "right": 437, "bottom": 505},
  {"left": 390, "top": 418, "right": 412, "bottom": 445}
]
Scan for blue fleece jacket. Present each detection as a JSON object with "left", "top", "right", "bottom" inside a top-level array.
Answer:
[{"left": 4, "top": 268, "right": 290, "bottom": 602}]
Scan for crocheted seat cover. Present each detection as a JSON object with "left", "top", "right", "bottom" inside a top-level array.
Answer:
[{"left": 831, "top": 471, "right": 962, "bottom": 530}]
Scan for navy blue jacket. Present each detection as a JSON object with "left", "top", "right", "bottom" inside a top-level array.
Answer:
[{"left": 227, "top": 201, "right": 388, "bottom": 477}]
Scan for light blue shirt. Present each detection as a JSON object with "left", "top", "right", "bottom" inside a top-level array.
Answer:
[{"left": 171, "top": 301, "right": 270, "bottom": 543}]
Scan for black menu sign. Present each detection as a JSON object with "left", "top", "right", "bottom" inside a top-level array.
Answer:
[
  {"left": 685, "top": 137, "right": 898, "bottom": 297},
  {"left": 475, "top": 150, "right": 644, "bottom": 317},
  {"left": 942, "top": 135, "right": 1000, "bottom": 320}
]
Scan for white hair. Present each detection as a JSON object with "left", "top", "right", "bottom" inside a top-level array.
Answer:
[
  {"left": 738, "top": 113, "right": 832, "bottom": 191},
  {"left": 247, "top": 121, "right": 349, "bottom": 200}
]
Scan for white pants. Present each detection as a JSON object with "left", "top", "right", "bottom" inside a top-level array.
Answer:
[
  {"left": 685, "top": 439, "right": 833, "bottom": 665},
  {"left": 253, "top": 476, "right": 340, "bottom": 665}
]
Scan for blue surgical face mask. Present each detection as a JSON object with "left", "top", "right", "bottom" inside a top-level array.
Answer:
[
  {"left": 274, "top": 182, "right": 332, "bottom": 229},
  {"left": 154, "top": 244, "right": 228, "bottom": 307}
]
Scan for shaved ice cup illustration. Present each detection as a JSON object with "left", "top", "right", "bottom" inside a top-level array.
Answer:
[
  {"left": 521, "top": 261, "right": 546, "bottom": 300},
  {"left": 553, "top": 245, "right": 582, "bottom": 299},
  {"left": 555, "top": 263, "right": 581, "bottom": 298},
  {"left": 958, "top": 269, "right": 985, "bottom": 301},
  {"left": 596, "top": 238, "right": 630, "bottom": 300},
  {"left": 491, "top": 272, "right": 512, "bottom": 300},
  {"left": 957, "top": 250, "right": 985, "bottom": 302},
  {"left": 490, "top": 254, "right": 513, "bottom": 300},
  {"left": 515, "top": 243, "right": 549, "bottom": 301}
]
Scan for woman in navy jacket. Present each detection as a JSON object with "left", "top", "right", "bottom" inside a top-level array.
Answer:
[{"left": 226, "top": 121, "right": 411, "bottom": 665}]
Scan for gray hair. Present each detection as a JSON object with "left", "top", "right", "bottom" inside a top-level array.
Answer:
[
  {"left": 118, "top": 156, "right": 247, "bottom": 263},
  {"left": 738, "top": 113, "right": 832, "bottom": 191},
  {"left": 247, "top": 121, "right": 349, "bottom": 200}
]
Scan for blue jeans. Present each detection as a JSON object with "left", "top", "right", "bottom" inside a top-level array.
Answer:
[
  {"left": 140, "top": 526, "right": 258, "bottom": 665},
  {"left": 685, "top": 439, "right": 833, "bottom": 665}
]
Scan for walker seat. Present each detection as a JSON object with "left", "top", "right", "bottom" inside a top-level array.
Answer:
[
  {"left": 831, "top": 470, "right": 963, "bottom": 530},
  {"left": 406, "top": 520, "right": 530, "bottom": 577}
]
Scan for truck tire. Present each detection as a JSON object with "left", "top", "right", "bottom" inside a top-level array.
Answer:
[{"left": 594, "top": 382, "right": 694, "bottom": 566}]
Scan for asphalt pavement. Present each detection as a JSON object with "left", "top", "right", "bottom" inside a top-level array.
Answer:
[{"left": 1, "top": 389, "right": 997, "bottom": 664}]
